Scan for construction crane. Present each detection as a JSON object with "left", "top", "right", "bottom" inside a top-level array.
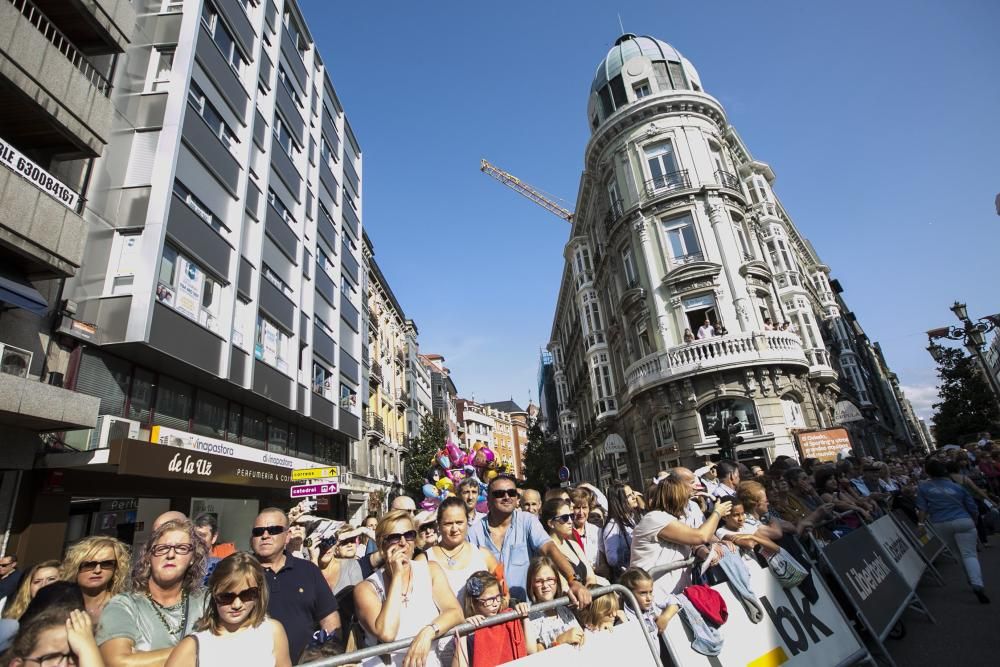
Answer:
[{"left": 480, "top": 159, "right": 574, "bottom": 223}]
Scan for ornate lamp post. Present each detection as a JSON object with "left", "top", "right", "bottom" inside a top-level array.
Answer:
[{"left": 927, "top": 301, "right": 1000, "bottom": 405}]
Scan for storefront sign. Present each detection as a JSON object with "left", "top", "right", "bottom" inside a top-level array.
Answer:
[
  {"left": 796, "top": 428, "right": 851, "bottom": 462},
  {"left": 820, "top": 526, "right": 911, "bottom": 640},
  {"left": 867, "top": 515, "right": 926, "bottom": 590},
  {"left": 0, "top": 136, "right": 80, "bottom": 210},
  {"left": 112, "top": 439, "right": 293, "bottom": 489},
  {"left": 834, "top": 400, "right": 864, "bottom": 424},
  {"left": 603, "top": 433, "right": 626, "bottom": 455},
  {"left": 292, "top": 466, "right": 340, "bottom": 481},
  {"left": 150, "top": 425, "right": 326, "bottom": 471},
  {"left": 290, "top": 480, "right": 339, "bottom": 498}
]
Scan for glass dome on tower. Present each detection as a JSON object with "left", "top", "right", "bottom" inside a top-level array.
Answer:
[{"left": 588, "top": 33, "right": 703, "bottom": 131}]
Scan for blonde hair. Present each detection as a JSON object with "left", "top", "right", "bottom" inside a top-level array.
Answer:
[
  {"left": 1, "top": 560, "right": 60, "bottom": 620},
  {"left": 60, "top": 536, "right": 130, "bottom": 596},
  {"left": 194, "top": 553, "right": 269, "bottom": 634},
  {"left": 577, "top": 591, "right": 619, "bottom": 629},
  {"left": 375, "top": 510, "right": 415, "bottom": 550},
  {"left": 648, "top": 478, "right": 689, "bottom": 517}
]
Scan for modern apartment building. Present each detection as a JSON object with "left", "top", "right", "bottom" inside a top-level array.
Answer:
[
  {"left": 362, "top": 231, "right": 412, "bottom": 502},
  {"left": 404, "top": 319, "right": 433, "bottom": 439},
  {"left": 6, "top": 0, "right": 369, "bottom": 560},
  {"left": 547, "top": 34, "right": 913, "bottom": 487},
  {"left": 0, "top": 0, "right": 134, "bottom": 555}
]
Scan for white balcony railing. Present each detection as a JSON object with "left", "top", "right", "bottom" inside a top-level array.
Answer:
[{"left": 624, "top": 330, "right": 809, "bottom": 396}]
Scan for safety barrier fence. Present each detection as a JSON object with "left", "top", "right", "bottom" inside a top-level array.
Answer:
[{"left": 302, "top": 510, "right": 956, "bottom": 667}]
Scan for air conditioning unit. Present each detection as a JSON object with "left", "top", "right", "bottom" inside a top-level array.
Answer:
[{"left": 87, "top": 415, "right": 141, "bottom": 451}]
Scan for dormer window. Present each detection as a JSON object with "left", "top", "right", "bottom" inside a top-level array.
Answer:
[{"left": 633, "top": 81, "right": 651, "bottom": 99}]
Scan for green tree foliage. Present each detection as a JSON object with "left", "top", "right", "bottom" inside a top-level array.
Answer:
[
  {"left": 522, "top": 422, "right": 562, "bottom": 491},
  {"left": 404, "top": 414, "right": 448, "bottom": 498},
  {"left": 931, "top": 346, "right": 1000, "bottom": 445}
]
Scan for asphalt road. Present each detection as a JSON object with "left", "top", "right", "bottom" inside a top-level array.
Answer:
[{"left": 883, "top": 537, "right": 1000, "bottom": 665}]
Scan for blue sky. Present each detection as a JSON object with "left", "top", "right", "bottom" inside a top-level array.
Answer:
[{"left": 300, "top": 0, "right": 1000, "bottom": 417}]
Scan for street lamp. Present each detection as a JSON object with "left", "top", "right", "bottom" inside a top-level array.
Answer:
[{"left": 927, "top": 302, "right": 1000, "bottom": 406}]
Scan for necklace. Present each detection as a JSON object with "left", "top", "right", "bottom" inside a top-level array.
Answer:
[
  {"left": 146, "top": 591, "right": 188, "bottom": 640},
  {"left": 438, "top": 542, "right": 468, "bottom": 567},
  {"left": 398, "top": 572, "right": 414, "bottom": 606}
]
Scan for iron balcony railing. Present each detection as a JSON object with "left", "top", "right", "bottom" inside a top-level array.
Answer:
[
  {"left": 644, "top": 169, "right": 691, "bottom": 197},
  {"left": 603, "top": 197, "right": 624, "bottom": 233},
  {"left": 368, "top": 360, "right": 382, "bottom": 384},
  {"left": 364, "top": 409, "right": 384, "bottom": 438},
  {"left": 10, "top": 0, "right": 113, "bottom": 96},
  {"left": 715, "top": 169, "right": 740, "bottom": 191}
]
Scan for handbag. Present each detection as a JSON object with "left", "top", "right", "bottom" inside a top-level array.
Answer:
[{"left": 767, "top": 547, "right": 808, "bottom": 589}]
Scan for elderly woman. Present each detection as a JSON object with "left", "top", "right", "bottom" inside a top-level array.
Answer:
[
  {"left": 569, "top": 488, "right": 602, "bottom": 572},
  {"left": 631, "top": 477, "right": 732, "bottom": 601},
  {"left": 97, "top": 519, "right": 209, "bottom": 667},
  {"left": 354, "top": 509, "right": 463, "bottom": 666},
  {"left": 540, "top": 498, "right": 598, "bottom": 588},
  {"left": 1, "top": 560, "right": 61, "bottom": 621},
  {"left": 60, "top": 535, "right": 131, "bottom": 623}
]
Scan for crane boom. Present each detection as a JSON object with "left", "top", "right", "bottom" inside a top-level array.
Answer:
[{"left": 480, "top": 159, "right": 574, "bottom": 222}]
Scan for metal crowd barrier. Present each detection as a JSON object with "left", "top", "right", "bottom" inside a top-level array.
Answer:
[{"left": 301, "top": 582, "right": 673, "bottom": 667}]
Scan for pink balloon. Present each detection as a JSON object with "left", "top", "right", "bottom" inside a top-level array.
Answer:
[
  {"left": 446, "top": 442, "right": 462, "bottom": 464},
  {"left": 481, "top": 447, "right": 495, "bottom": 463},
  {"left": 421, "top": 498, "right": 440, "bottom": 511},
  {"left": 475, "top": 500, "right": 489, "bottom": 514}
]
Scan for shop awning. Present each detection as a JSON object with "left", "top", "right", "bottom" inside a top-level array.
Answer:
[{"left": 0, "top": 270, "right": 48, "bottom": 315}]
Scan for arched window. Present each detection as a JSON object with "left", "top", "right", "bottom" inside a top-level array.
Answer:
[
  {"left": 653, "top": 415, "right": 674, "bottom": 449},
  {"left": 699, "top": 398, "right": 759, "bottom": 437}
]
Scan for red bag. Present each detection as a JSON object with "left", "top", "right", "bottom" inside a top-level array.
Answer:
[{"left": 683, "top": 584, "right": 728, "bottom": 627}]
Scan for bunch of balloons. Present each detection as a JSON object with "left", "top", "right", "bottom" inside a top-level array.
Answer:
[{"left": 420, "top": 439, "right": 499, "bottom": 512}]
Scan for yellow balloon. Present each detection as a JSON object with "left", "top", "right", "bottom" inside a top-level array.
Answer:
[
  {"left": 436, "top": 477, "right": 454, "bottom": 491},
  {"left": 485, "top": 469, "right": 498, "bottom": 482}
]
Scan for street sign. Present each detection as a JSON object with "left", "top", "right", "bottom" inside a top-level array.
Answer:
[
  {"left": 558, "top": 466, "right": 571, "bottom": 482},
  {"left": 290, "top": 480, "right": 340, "bottom": 498},
  {"left": 559, "top": 481, "right": 572, "bottom": 489},
  {"left": 292, "top": 466, "right": 340, "bottom": 481}
]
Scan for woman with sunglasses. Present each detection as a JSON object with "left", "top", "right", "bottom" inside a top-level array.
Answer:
[
  {"left": 539, "top": 499, "right": 597, "bottom": 588},
  {"left": 164, "top": 553, "right": 291, "bottom": 667},
  {"left": 96, "top": 519, "right": 209, "bottom": 667},
  {"left": 354, "top": 510, "right": 463, "bottom": 666},
  {"left": 2, "top": 561, "right": 61, "bottom": 621},
  {"left": 59, "top": 536, "right": 130, "bottom": 624},
  {"left": 4, "top": 607, "right": 103, "bottom": 667}
]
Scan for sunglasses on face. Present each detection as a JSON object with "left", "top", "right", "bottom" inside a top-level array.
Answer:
[
  {"left": 79, "top": 559, "right": 117, "bottom": 573},
  {"left": 150, "top": 543, "right": 194, "bottom": 557},
  {"left": 383, "top": 530, "right": 417, "bottom": 547},
  {"left": 551, "top": 513, "right": 574, "bottom": 525},
  {"left": 214, "top": 587, "right": 260, "bottom": 606},
  {"left": 490, "top": 488, "right": 518, "bottom": 499},
  {"left": 419, "top": 523, "right": 437, "bottom": 533},
  {"left": 338, "top": 536, "right": 361, "bottom": 546},
  {"left": 251, "top": 525, "right": 286, "bottom": 538}
]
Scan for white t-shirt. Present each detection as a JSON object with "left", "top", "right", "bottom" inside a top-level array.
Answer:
[
  {"left": 697, "top": 325, "right": 715, "bottom": 339},
  {"left": 526, "top": 606, "right": 580, "bottom": 649},
  {"left": 630, "top": 511, "right": 691, "bottom": 601},
  {"left": 578, "top": 522, "right": 602, "bottom": 569}
]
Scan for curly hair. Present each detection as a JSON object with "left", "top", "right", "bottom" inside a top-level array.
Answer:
[
  {"left": 60, "top": 535, "right": 131, "bottom": 597},
  {"left": 130, "top": 519, "right": 208, "bottom": 594},
  {"left": 1, "top": 560, "right": 60, "bottom": 620}
]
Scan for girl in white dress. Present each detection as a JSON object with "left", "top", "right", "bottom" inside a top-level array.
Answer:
[{"left": 165, "top": 553, "right": 291, "bottom": 667}]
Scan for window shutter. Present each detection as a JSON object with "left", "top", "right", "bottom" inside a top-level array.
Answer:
[
  {"left": 667, "top": 61, "right": 687, "bottom": 90},
  {"left": 75, "top": 350, "right": 129, "bottom": 418},
  {"left": 123, "top": 131, "right": 160, "bottom": 187}
]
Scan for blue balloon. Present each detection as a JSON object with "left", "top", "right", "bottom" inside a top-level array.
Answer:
[
  {"left": 422, "top": 483, "right": 438, "bottom": 499},
  {"left": 438, "top": 455, "right": 451, "bottom": 469}
]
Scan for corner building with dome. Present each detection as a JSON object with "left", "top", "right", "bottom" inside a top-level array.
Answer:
[{"left": 545, "top": 34, "right": 928, "bottom": 486}]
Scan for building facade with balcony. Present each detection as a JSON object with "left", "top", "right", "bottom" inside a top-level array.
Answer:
[
  {"left": 547, "top": 34, "right": 901, "bottom": 486},
  {"left": 404, "top": 319, "right": 433, "bottom": 441},
  {"left": 362, "top": 231, "right": 415, "bottom": 504},
  {"left": 421, "top": 353, "right": 460, "bottom": 444},
  {"left": 484, "top": 399, "right": 530, "bottom": 479},
  {"left": 5, "top": 0, "right": 371, "bottom": 562},
  {"left": 0, "top": 0, "right": 134, "bottom": 555}
]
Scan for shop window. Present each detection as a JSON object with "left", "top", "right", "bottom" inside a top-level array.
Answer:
[{"left": 699, "top": 398, "right": 759, "bottom": 438}]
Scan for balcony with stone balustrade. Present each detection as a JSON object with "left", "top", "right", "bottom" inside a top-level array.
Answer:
[{"left": 624, "top": 330, "right": 811, "bottom": 397}]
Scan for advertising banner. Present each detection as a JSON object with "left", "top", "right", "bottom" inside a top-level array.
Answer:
[
  {"left": 175, "top": 257, "right": 202, "bottom": 320},
  {"left": 796, "top": 428, "right": 851, "bottom": 462},
  {"left": 893, "top": 510, "right": 947, "bottom": 564},
  {"left": 506, "top": 618, "right": 657, "bottom": 667},
  {"left": 151, "top": 425, "right": 327, "bottom": 471},
  {"left": 661, "top": 561, "right": 866, "bottom": 667},
  {"left": 111, "top": 439, "right": 293, "bottom": 489},
  {"left": 820, "top": 526, "right": 911, "bottom": 639},
  {"left": 867, "top": 515, "right": 926, "bottom": 589},
  {"left": 0, "top": 135, "right": 80, "bottom": 210}
]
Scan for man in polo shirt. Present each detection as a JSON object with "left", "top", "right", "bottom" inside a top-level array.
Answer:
[
  {"left": 251, "top": 508, "right": 340, "bottom": 662},
  {"left": 469, "top": 474, "right": 593, "bottom": 607}
]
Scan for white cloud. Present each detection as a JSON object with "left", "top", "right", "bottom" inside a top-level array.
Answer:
[{"left": 900, "top": 384, "right": 940, "bottom": 421}]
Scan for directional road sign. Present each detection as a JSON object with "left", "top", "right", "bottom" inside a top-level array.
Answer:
[
  {"left": 290, "top": 480, "right": 340, "bottom": 498},
  {"left": 292, "top": 466, "right": 340, "bottom": 481},
  {"left": 558, "top": 466, "right": 571, "bottom": 482}
]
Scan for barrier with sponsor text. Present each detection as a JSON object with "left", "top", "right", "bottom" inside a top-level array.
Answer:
[{"left": 867, "top": 515, "right": 927, "bottom": 589}]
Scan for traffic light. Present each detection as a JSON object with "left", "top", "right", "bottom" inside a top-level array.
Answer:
[{"left": 714, "top": 417, "right": 745, "bottom": 461}]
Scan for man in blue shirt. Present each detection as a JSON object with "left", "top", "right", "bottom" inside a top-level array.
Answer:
[{"left": 469, "top": 474, "right": 593, "bottom": 606}]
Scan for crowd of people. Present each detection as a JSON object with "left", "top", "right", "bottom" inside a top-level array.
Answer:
[{"left": 0, "top": 436, "right": 995, "bottom": 666}]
